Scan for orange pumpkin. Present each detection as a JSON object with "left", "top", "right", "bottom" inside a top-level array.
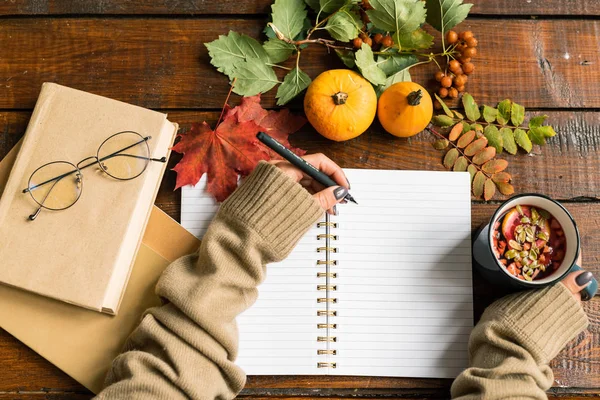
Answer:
[
  {"left": 304, "top": 70, "right": 377, "bottom": 142},
  {"left": 377, "top": 82, "right": 433, "bottom": 137}
]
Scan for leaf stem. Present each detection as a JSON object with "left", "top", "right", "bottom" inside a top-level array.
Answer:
[
  {"left": 267, "top": 63, "right": 292, "bottom": 70},
  {"left": 440, "top": 116, "right": 530, "bottom": 131},
  {"left": 216, "top": 78, "right": 236, "bottom": 129}
]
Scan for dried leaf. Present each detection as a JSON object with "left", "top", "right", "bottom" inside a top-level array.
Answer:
[
  {"left": 492, "top": 172, "right": 511, "bottom": 183},
  {"left": 453, "top": 156, "right": 469, "bottom": 172},
  {"left": 462, "top": 93, "right": 481, "bottom": 121},
  {"left": 484, "top": 125, "right": 503, "bottom": 153},
  {"left": 467, "top": 164, "right": 477, "bottom": 182},
  {"left": 511, "top": 102, "right": 525, "bottom": 126},
  {"left": 500, "top": 127, "right": 518, "bottom": 155},
  {"left": 497, "top": 99, "right": 512, "bottom": 125},
  {"left": 457, "top": 130, "right": 476, "bottom": 148},
  {"left": 449, "top": 123, "right": 463, "bottom": 141},
  {"left": 484, "top": 178, "right": 496, "bottom": 201},
  {"left": 464, "top": 137, "right": 488, "bottom": 156},
  {"left": 472, "top": 146, "right": 497, "bottom": 165},
  {"left": 482, "top": 105, "right": 498, "bottom": 123},
  {"left": 482, "top": 159, "right": 508, "bottom": 173},
  {"left": 473, "top": 171, "right": 486, "bottom": 197},
  {"left": 514, "top": 128, "right": 532, "bottom": 152},
  {"left": 496, "top": 182, "right": 515, "bottom": 196},
  {"left": 433, "top": 139, "right": 450, "bottom": 150},
  {"left": 443, "top": 148, "right": 460, "bottom": 169},
  {"left": 434, "top": 94, "right": 453, "bottom": 118},
  {"left": 432, "top": 115, "right": 455, "bottom": 127},
  {"left": 172, "top": 94, "right": 306, "bottom": 201}
]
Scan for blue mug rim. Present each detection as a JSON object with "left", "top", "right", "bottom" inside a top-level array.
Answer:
[{"left": 488, "top": 193, "right": 581, "bottom": 288}]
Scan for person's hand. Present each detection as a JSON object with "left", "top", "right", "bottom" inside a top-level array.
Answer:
[
  {"left": 270, "top": 153, "right": 350, "bottom": 215},
  {"left": 561, "top": 254, "right": 594, "bottom": 302}
]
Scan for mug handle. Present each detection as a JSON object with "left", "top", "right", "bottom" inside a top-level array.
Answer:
[{"left": 571, "top": 264, "right": 598, "bottom": 301}]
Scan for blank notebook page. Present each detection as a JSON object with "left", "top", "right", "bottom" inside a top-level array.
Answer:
[{"left": 181, "top": 169, "right": 473, "bottom": 378}]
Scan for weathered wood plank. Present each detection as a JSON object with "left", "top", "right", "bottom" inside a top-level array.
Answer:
[
  {"left": 0, "top": 0, "right": 598, "bottom": 16},
  {"left": 2, "top": 110, "right": 599, "bottom": 207},
  {"left": 0, "top": 19, "right": 599, "bottom": 109}
]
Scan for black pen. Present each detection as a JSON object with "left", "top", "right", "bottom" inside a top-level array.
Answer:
[{"left": 257, "top": 131, "right": 357, "bottom": 204}]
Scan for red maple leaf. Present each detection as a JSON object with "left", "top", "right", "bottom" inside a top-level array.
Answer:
[{"left": 171, "top": 93, "right": 306, "bottom": 202}]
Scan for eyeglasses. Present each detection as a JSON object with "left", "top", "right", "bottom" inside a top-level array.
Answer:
[{"left": 22, "top": 131, "right": 167, "bottom": 221}]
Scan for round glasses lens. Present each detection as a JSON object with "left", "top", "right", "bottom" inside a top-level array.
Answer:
[
  {"left": 28, "top": 161, "right": 82, "bottom": 210},
  {"left": 97, "top": 132, "right": 150, "bottom": 180}
]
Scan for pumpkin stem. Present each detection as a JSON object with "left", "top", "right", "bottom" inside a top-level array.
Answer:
[
  {"left": 332, "top": 91, "right": 348, "bottom": 105},
  {"left": 407, "top": 89, "right": 423, "bottom": 106}
]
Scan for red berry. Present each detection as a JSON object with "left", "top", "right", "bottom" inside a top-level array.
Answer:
[
  {"left": 446, "top": 30, "right": 458, "bottom": 44},
  {"left": 434, "top": 71, "right": 445, "bottom": 82},
  {"left": 448, "top": 87, "right": 459, "bottom": 99},
  {"left": 462, "top": 62, "right": 475, "bottom": 74},
  {"left": 373, "top": 33, "right": 383, "bottom": 44},
  {"left": 466, "top": 37, "right": 478, "bottom": 47},
  {"left": 381, "top": 35, "right": 393, "bottom": 48},
  {"left": 363, "top": 36, "right": 373, "bottom": 47},
  {"left": 459, "top": 31, "right": 473, "bottom": 40},
  {"left": 449, "top": 60, "right": 461, "bottom": 73},
  {"left": 462, "top": 47, "right": 477, "bottom": 58},
  {"left": 441, "top": 76, "right": 452, "bottom": 88},
  {"left": 433, "top": 100, "right": 442, "bottom": 110},
  {"left": 353, "top": 37, "right": 363, "bottom": 49},
  {"left": 438, "top": 87, "right": 449, "bottom": 98}
]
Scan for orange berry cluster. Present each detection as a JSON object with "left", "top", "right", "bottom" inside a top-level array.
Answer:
[
  {"left": 352, "top": 0, "right": 393, "bottom": 50},
  {"left": 434, "top": 30, "right": 477, "bottom": 106}
]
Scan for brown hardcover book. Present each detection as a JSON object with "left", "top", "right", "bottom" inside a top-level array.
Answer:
[{"left": 0, "top": 83, "right": 177, "bottom": 314}]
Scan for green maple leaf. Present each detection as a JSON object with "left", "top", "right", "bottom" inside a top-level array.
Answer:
[
  {"left": 325, "top": 9, "right": 362, "bottom": 41},
  {"left": 205, "top": 31, "right": 270, "bottom": 76},
  {"left": 271, "top": 0, "right": 308, "bottom": 40},
  {"left": 231, "top": 58, "right": 280, "bottom": 96},
  {"left": 276, "top": 67, "right": 312, "bottom": 105},
  {"left": 263, "top": 38, "right": 296, "bottom": 63},
  {"left": 366, "top": 0, "right": 427, "bottom": 34},
  {"left": 376, "top": 53, "right": 418, "bottom": 76},
  {"left": 425, "top": 0, "right": 473, "bottom": 34},
  {"left": 394, "top": 28, "right": 434, "bottom": 51},
  {"left": 355, "top": 43, "right": 387, "bottom": 85}
]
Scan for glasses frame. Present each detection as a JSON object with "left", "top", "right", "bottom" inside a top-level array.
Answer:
[{"left": 22, "top": 131, "right": 166, "bottom": 221}]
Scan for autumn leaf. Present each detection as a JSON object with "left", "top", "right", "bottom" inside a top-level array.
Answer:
[
  {"left": 443, "top": 148, "right": 459, "bottom": 169},
  {"left": 456, "top": 130, "right": 475, "bottom": 148},
  {"left": 172, "top": 94, "right": 306, "bottom": 201},
  {"left": 492, "top": 172, "right": 511, "bottom": 183},
  {"left": 496, "top": 182, "right": 515, "bottom": 195},
  {"left": 481, "top": 159, "right": 508, "bottom": 174},
  {"left": 484, "top": 179, "right": 496, "bottom": 201},
  {"left": 464, "top": 137, "right": 488, "bottom": 156},
  {"left": 472, "top": 147, "right": 496, "bottom": 165},
  {"left": 448, "top": 123, "right": 463, "bottom": 141},
  {"left": 473, "top": 171, "right": 485, "bottom": 197}
]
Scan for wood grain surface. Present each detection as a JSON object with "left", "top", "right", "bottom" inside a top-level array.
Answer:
[
  {"left": 0, "top": 0, "right": 599, "bottom": 398},
  {"left": 1, "top": 18, "right": 599, "bottom": 109},
  {"left": 0, "top": 0, "right": 598, "bottom": 16}
]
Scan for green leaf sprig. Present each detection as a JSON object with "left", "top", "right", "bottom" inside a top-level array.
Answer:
[
  {"left": 205, "top": 0, "right": 474, "bottom": 104},
  {"left": 431, "top": 93, "right": 558, "bottom": 154}
]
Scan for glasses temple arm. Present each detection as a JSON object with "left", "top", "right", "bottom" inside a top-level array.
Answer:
[{"left": 28, "top": 175, "right": 68, "bottom": 221}]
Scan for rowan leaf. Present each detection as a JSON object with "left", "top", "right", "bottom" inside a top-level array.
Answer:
[
  {"left": 263, "top": 38, "right": 296, "bottom": 63},
  {"left": 472, "top": 147, "right": 497, "bottom": 165},
  {"left": 457, "top": 130, "right": 476, "bottom": 148},
  {"left": 473, "top": 171, "right": 486, "bottom": 197},
  {"left": 528, "top": 115, "right": 547, "bottom": 128},
  {"left": 484, "top": 125, "right": 503, "bottom": 153},
  {"left": 355, "top": 43, "right": 386, "bottom": 85},
  {"left": 496, "top": 182, "right": 515, "bottom": 196},
  {"left": 443, "top": 148, "right": 459, "bottom": 169},
  {"left": 467, "top": 164, "right": 477, "bottom": 182},
  {"left": 449, "top": 122, "right": 463, "bottom": 141},
  {"left": 206, "top": 31, "right": 270, "bottom": 76},
  {"left": 482, "top": 105, "right": 498, "bottom": 123},
  {"left": 453, "top": 110, "right": 465, "bottom": 119},
  {"left": 377, "top": 54, "right": 418, "bottom": 76},
  {"left": 511, "top": 102, "right": 525, "bottom": 126},
  {"left": 425, "top": 0, "right": 473, "bottom": 33},
  {"left": 320, "top": 0, "right": 347, "bottom": 13},
  {"left": 231, "top": 58, "right": 279, "bottom": 96},
  {"left": 462, "top": 122, "right": 472, "bottom": 133},
  {"left": 514, "top": 128, "right": 532, "bottom": 153},
  {"left": 325, "top": 9, "right": 362, "bottom": 41},
  {"left": 500, "top": 127, "right": 517, "bottom": 155},
  {"left": 462, "top": 93, "right": 480, "bottom": 121},
  {"left": 172, "top": 95, "right": 306, "bottom": 201},
  {"left": 433, "top": 139, "right": 450, "bottom": 150},
  {"left": 492, "top": 172, "right": 511, "bottom": 183},
  {"left": 496, "top": 99, "right": 512, "bottom": 125},
  {"left": 482, "top": 159, "right": 508, "bottom": 173},
  {"left": 367, "top": 0, "right": 427, "bottom": 34},
  {"left": 434, "top": 94, "right": 453, "bottom": 118},
  {"left": 464, "top": 137, "right": 488, "bottom": 156},
  {"left": 484, "top": 178, "right": 496, "bottom": 201},
  {"left": 335, "top": 49, "right": 356, "bottom": 68},
  {"left": 276, "top": 67, "right": 311, "bottom": 105},
  {"left": 453, "top": 156, "right": 469, "bottom": 172},
  {"left": 394, "top": 28, "right": 434, "bottom": 51},
  {"left": 271, "top": 0, "right": 308, "bottom": 40},
  {"left": 432, "top": 115, "right": 455, "bottom": 127},
  {"left": 529, "top": 125, "right": 557, "bottom": 145},
  {"left": 473, "top": 123, "right": 484, "bottom": 132}
]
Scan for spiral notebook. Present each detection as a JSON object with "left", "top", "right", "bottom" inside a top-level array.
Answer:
[{"left": 181, "top": 169, "right": 473, "bottom": 378}]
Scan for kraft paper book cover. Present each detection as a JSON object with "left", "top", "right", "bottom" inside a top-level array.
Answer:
[{"left": 0, "top": 83, "right": 178, "bottom": 314}]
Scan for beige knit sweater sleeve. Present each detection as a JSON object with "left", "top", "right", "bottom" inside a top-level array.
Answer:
[{"left": 95, "top": 161, "right": 324, "bottom": 400}]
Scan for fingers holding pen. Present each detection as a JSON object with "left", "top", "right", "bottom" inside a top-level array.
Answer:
[{"left": 301, "top": 153, "right": 350, "bottom": 189}]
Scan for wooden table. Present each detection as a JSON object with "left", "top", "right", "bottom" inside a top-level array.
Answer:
[{"left": 0, "top": 1, "right": 599, "bottom": 399}]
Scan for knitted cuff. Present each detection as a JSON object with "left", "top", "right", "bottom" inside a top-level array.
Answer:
[
  {"left": 218, "top": 161, "right": 324, "bottom": 258},
  {"left": 481, "top": 283, "right": 589, "bottom": 363}
]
